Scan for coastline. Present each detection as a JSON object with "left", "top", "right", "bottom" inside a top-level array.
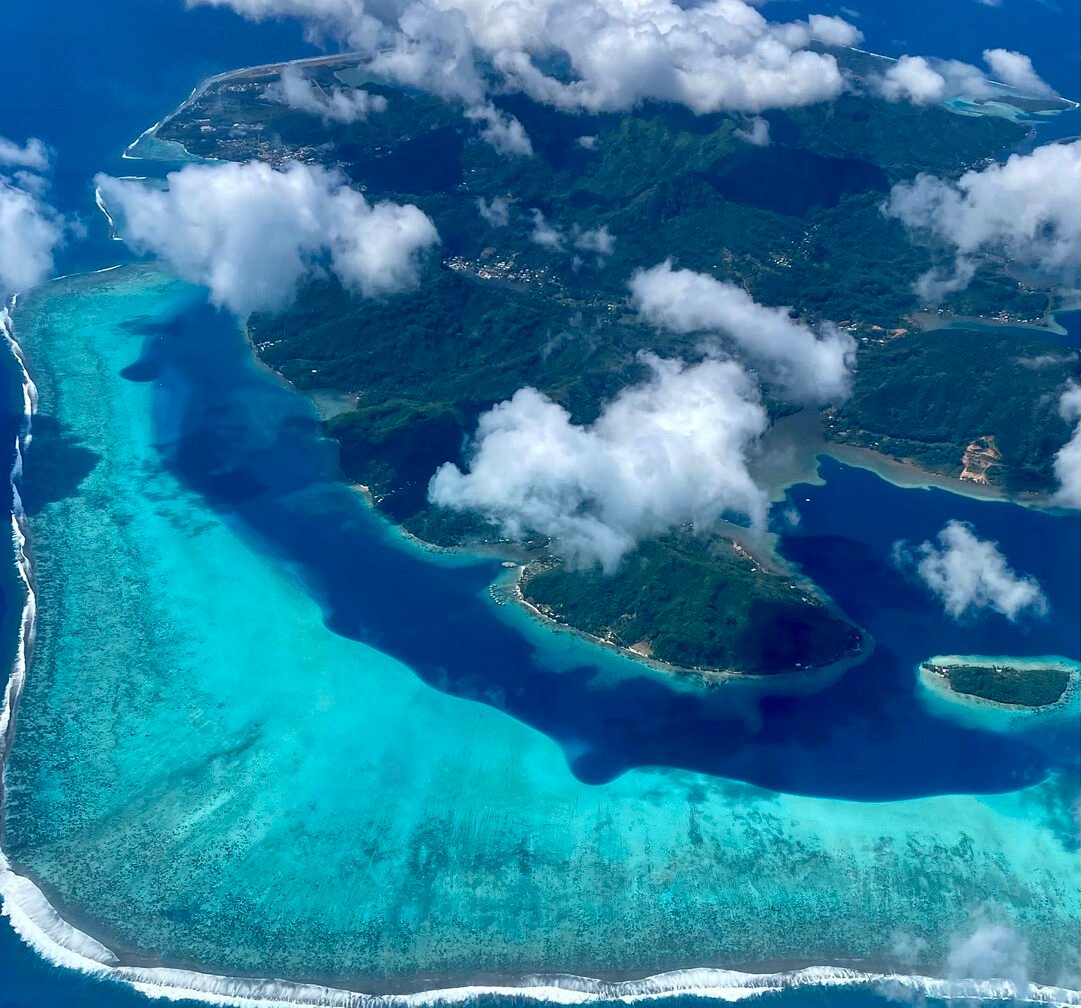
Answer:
[
  {"left": 910, "top": 309, "right": 1074, "bottom": 338},
  {"left": 753, "top": 407, "right": 1062, "bottom": 513},
  {"left": 2, "top": 3, "right": 1080, "bottom": 998},
  {"left": 1, "top": 277, "right": 1079, "bottom": 1008},
  {"left": 820, "top": 441, "right": 1025, "bottom": 505},
  {"left": 261, "top": 356, "right": 1059, "bottom": 683},
  {"left": 508, "top": 563, "right": 870, "bottom": 689},
  {"left": 3, "top": 856, "right": 1080, "bottom": 1008},
  {"left": 243, "top": 337, "right": 863, "bottom": 684},
  {"left": 122, "top": 50, "right": 367, "bottom": 163},
  {"left": 916, "top": 654, "right": 1081, "bottom": 719}
]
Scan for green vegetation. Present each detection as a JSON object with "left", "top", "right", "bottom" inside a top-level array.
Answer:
[
  {"left": 160, "top": 52, "right": 1032, "bottom": 330},
  {"left": 252, "top": 267, "right": 689, "bottom": 541},
  {"left": 523, "top": 536, "right": 862, "bottom": 673},
  {"left": 826, "top": 326, "right": 1080, "bottom": 492},
  {"left": 151, "top": 54, "right": 1071, "bottom": 672},
  {"left": 923, "top": 660, "right": 1071, "bottom": 708}
]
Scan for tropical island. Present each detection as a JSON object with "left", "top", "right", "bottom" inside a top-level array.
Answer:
[
  {"left": 117, "top": 49, "right": 1078, "bottom": 674},
  {"left": 519, "top": 534, "right": 863, "bottom": 674},
  {"left": 3, "top": 2, "right": 1081, "bottom": 1000},
  {"left": 919, "top": 654, "right": 1077, "bottom": 709}
]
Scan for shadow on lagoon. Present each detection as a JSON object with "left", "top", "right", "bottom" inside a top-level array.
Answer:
[{"left": 127, "top": 300, "right": 1080, "bottom": 804}]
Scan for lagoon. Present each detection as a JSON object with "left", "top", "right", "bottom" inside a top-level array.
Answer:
[
  {"left": 2, "top": 0, "right": 1081, "bottom": 1000},
  {"left": 0, "top": 266, "right": 1077, "bottom": 1003}
]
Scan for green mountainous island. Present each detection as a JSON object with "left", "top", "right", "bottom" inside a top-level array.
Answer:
[{"left": 133, "top": 50, "right": 1078, "bottom": 675}]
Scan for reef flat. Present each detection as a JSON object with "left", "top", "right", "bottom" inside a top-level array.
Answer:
[{"left": 1, "top": 267, "right": 1077, "bottom": 997}]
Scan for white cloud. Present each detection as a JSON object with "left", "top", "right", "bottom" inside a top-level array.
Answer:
[
  {"left": 429, "top": 353, "right": 769, "bottom": 571},
  {"left": 476, "top": 195, "right": 510, "bottom": 227},
  {"left": 886, "top": 140, "right": 1081, "bottom": 301},
  {"left": 576, "top": 135, "right": 598, "bottom": 151},
  {"left": 630, "top": 261, "right": 855, "bottom": 404},
  {"left": 873, "top": 52, "right": 1017, "bottom": 106},
  {"left": 0, "top": 136, "right": 51, "bottom": 172},
  {"left": 0, "top": 182, "right": 65, "bottom": 294},
  {"left": 190, "top": 0, "right": 862, "bottom": 115},
  {"left": 735, "top": 115, "right": 771, "bottom": 146},
  {"left": 465, "top": 102, "right": 533, "bottom": 156},
  {"left": 95, "top": 161, "right": 439, "bottom": 316},
  {"left": 876, "top": 55, "right": 949, "bottom": 105},
  {"left": 527, "top": 213, "right": 612, "bottom": 265},
  {"left": 982, "top": 48, "right": 1054, "bottom": 95},
  {"left": 368, "top": 2, "right": 488, "bottom": 102},
  {"left": 873, "top": 48, "right": 1046, "bottom": 107},
  {"left": 529, "top": 208, "right": 565, "bottom": 250},
  {"left": 266, "top": 64, "right": 388, "bottom": 122},
  {"left": 948, "top": 921, "right": 1029, "bottom": 996},
  {"left": 894, "top": 520, "right": 1047, "bottom": 622},
  {"left": 573, "top": 225, "right": 614, "bottom": 257},
  {"left": 0, "top": 136, "right": 65, "bottom": 294},
  {"left": 1052, "top": 383, "right": 1081, "bottom": 509}
]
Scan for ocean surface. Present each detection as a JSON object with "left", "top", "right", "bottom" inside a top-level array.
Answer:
[
  {"left": 1, "top": 1, "right": 1080, "bottom": 1006},
  {"left": 0, "top": 915, "right": 1020, "bottom": 1008}
]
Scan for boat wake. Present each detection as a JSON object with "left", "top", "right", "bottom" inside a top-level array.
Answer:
[{"left": 0, "top": 300, "right": 1078, "bottom": 1008}]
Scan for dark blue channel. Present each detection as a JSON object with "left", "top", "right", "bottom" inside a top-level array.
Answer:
[{"left": 118, "top": 300, "right": 1081, "bottom": 804}]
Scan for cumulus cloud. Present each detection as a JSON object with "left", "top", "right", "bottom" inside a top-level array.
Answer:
[
  {"left": 429, "top": 353, "right": 769, "bottom": 571},
  {"left": 1052, "top": 383, "right": 1081, "bottom": 509},
  {"left": 0, "top": 136, "right": 51, "bottom": 172},
  {"left": 875, "top": 48, "right": 1052, "bottom": 107},
  {"left": 576, "top": 135, "right": 599, "bottom": 151},
  {"left": 948, "top": 921, "right": 1029, "bottom": 996},
  {"left": 876, "top": 55, "right": 951, "bottom": 105},
  {"left": 573, "top": 224, "right": 614, "bottom": 257},
  {"left": 95, "top": 161, "right": 439, "bottom": 316},
  {"left": 735, "top": 115, "right": 770, "bottom": 146},
  {"left": 982, "top": 48, "right": 1055, "bottom": 95},
  {"left": 876, "top": 55, "right": 1001, "bottom": 105},
  {"left": 526, "top": 213, "right": 614, "bottom": 265},
  {"left": 0, "top": 136, "right": 65, "bottom": 294},
  {"left": 189, "top": 0, "right": 862, "bottom": 115},
  {"left": 465, "top": 102, "right": 533, "bottom": 156},
  {"left": 265, "top": 64, "right": 388, "bottom": 122},
  {"left": 894, "top": 520, "right": 1047, "bottom": 622},
  {"left": 630, "top": 261, "right": 855, "bottom": 404},
  {"left": 476, "top": 195, "right": 510, "bottom": 227},
  {"left": 529, "top": 208, "right": 565, "bottom": 250},
  {"left": 886, "top": 140, "right": 1081, "bottom": 301}
]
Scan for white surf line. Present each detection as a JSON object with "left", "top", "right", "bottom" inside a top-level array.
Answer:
[
  {"left": 49, "top": 265, "right": 124, "bottom": 284},
  {"left": 0, "top": 298, "right": 1078, "bottom": 1008},
  {"left": 845, "top": 46, "right": 1080, "bottom": 110},
  {"left": 93, "top": 184, "right": 125, "bottom": 241},
  {"left": 1, "top": 882, "right": 1080, "bottom": 1008}
]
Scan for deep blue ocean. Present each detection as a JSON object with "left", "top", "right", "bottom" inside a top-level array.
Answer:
[{"left": 1, "top": 0, "right": 1079, "bottom": 1005}]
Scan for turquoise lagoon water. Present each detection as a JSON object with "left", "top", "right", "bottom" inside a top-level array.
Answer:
[
  {"left": 2, "top": 0, "right": 1080, "bottom": 1002},
  {"left": 0, "top": 266, "right": 1077, "bottom": 1004}
]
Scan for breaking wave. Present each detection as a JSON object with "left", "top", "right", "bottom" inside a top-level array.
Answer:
[{"left": 0, "top": 298, "right": 1078, "bottom": 1008}]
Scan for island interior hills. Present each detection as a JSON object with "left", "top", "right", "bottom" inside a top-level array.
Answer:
[{"left": 120, "top": 48, "right": 1081, "bottom": 676}]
